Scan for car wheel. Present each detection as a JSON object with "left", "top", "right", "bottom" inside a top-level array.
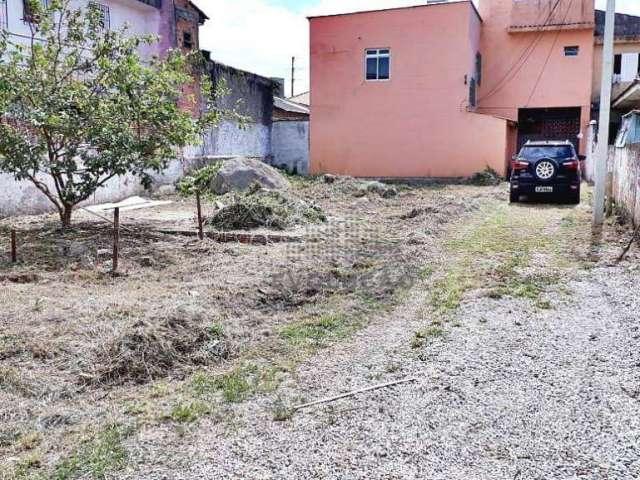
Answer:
[{"left": 510, "top": 191, "right": 519, "bottom": 203}]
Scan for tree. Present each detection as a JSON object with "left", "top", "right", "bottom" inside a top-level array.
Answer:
[{"left": 0, "top": 0, "right": 225, "bottom": 226}]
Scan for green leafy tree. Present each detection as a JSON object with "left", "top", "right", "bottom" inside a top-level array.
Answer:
[{"left": 0, "top": 0, "right": 230, "bottom": 226}]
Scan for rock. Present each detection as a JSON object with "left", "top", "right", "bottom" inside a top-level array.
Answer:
[{"left": 209, "top": 157, "right": 291, "bottom": 195}]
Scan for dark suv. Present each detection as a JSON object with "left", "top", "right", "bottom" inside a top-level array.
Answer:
[{"left": 510, "top": 141, "right": 584, "bottom": 204}]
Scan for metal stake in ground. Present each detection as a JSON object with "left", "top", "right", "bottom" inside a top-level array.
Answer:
[
  {"left": 112, "top": 207, "right": 120, "bottom": 274},
  {"left": 10, "top": 229, "right": 17, "bottom": 263},
  {"left": 196, "top": 192, "right": 204, "bottom": 241}
]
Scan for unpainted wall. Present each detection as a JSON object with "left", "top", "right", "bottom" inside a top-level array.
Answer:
[
  {"left": 204, "top": 61, "right": 275, "bottom": 159},
  {"left": 611, "top": 145, "right": 640, "bottom": 226},
  {"left": 271, "top": 121, "right": 309, "bottom": 175}
]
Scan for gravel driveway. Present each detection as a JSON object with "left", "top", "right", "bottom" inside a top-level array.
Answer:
[{"left": 122, "top": 201, "right": 640, "bottom": 480}]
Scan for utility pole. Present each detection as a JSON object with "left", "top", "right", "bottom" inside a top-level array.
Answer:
[
  {"left": 593, "top": 0, "right": 616, "bottom": 227},
  {"left": 291, "top": 56, "right": 295, "bottom": 98}
]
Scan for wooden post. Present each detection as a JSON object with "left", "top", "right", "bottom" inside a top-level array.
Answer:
[
  {"left": 112, "top": 207, "right": 120, "bottom": 274},
  {"left": 10, "top": 229, "right": 16, "bottom": 263},
  {"left": 196, "top": 192, "right": 204, "bottom": 241}
]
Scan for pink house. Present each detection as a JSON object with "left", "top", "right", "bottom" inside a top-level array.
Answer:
[{"left": 309, "top": 0, "right": 595, "bottom": 178}]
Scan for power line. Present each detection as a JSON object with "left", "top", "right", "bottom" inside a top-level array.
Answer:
[
  {"left": 525, "top": 0, "right": 575, "bottom": 106},
  {"left": 477, "top": 0, "right": 564, "bottom": 103}
]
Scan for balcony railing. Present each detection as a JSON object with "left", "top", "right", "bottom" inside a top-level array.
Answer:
[
  {"left": 0, "top": 0, "right": 8, "bottom": 31},
  {"left": 135, "top": 0, "right": 161, "bottom": 8}
]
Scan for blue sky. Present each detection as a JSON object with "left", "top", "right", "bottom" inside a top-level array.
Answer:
[{"left": 194, "top": 0, "right": 640, "bottom": 97}]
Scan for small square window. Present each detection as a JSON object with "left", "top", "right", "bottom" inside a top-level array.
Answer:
[
  {"left": 564, "top": 46, "right": 579, "bottom": 57},
  {"left": 365, "top": 48, "right": 391, "bottom": 81}
]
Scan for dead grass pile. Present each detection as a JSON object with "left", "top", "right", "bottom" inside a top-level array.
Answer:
[
  {"left": 208, "top": 187, "right": 326, "bottom": 231},
  {"left": 88, "top": 312, "right": 234, "bottom": 385}
]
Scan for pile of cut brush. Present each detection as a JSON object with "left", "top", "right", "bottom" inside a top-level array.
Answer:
[
  {"left": 86, "top": 310, "right": 234, "bottom": 385},
  {"left": 208, "top": 185, "right": 326, "bottom": 231}
]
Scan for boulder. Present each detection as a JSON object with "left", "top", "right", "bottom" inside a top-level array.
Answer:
[{"left": 209, "top": 157, "right": 291, "bottom": 195}]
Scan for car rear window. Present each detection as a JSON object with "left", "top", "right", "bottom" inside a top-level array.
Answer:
[{"left": 520, "top": 146, "right": 574, "bottom": 160}]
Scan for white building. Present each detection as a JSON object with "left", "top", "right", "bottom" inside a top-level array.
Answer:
[{"left": 1, "top": 0, "right": 164, "bottom": 58}]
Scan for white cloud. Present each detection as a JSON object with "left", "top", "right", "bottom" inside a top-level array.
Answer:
[
  {"left": 194, "top": 0, "right": 640, "bottom": 97},
  {"left": 194, "top": 0, "right": 310, "bottom": 97},
  {"left": 595, "top": 0, "right": 640, "bottom": 15}
]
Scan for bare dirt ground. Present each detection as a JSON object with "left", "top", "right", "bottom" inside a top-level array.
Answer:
[{"left": 1, "top": 179, "right": 638, "bottom": 479}]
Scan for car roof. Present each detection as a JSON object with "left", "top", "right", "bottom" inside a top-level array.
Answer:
[{"left": 523, "top": 140, "right": 574, "bottom": 147}]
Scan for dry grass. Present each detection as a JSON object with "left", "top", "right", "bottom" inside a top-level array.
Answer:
[
  {"left": 0, "top": 179, "right": 499, "bottom": 478},
  {"left": 87, "top": 310, "right": 235, "bottom": 386}
]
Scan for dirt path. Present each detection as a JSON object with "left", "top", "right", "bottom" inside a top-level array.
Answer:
[{"left": 121, "top": 197, "right": 640, "bottom": 479}]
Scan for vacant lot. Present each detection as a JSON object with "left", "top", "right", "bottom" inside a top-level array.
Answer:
[
  {"left": 0, "top": 178, "right": 501, "bottom": 479},
  {"left": 1, "top": 179, "right": 638, "bottom": 479}
]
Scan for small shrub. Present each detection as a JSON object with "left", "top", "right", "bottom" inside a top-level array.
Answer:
[{"left": 177, "top": 163, "right": 222, "bottom": 196}]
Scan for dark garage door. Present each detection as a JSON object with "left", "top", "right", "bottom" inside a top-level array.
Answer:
[{"left": 517, "top": 107, "right": 581, "bottom": 152}]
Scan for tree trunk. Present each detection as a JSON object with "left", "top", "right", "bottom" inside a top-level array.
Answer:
[{"left": 60, "top": 205, "right": 73, "bottom": 228}]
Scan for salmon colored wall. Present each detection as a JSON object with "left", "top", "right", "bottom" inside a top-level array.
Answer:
[
  {"left": 509, "top": 0, "right": 594, "bottom": 31},
  {"left": 478, "top": 0, "right": 594, "bottom": 155},
  {"left": 309, "top": 2, "right": 508, "bottom": 178}
]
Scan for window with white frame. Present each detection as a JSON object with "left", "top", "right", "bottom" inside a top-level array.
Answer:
[
  {"left": 365, "top": 48, "right": 390, "bottom": 81},
  {"left": 89, "top": 2, "right": 110, "bottom": 30}
]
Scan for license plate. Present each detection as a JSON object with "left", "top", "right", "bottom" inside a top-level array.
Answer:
[{"left": 535, "top": 186, "right": 553, "bottom": 193}]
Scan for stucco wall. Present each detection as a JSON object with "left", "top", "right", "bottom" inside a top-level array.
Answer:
[
  {"left": 272, "top": 121, "right": 309, "bottom": 175},
  {"left": 309, "top": 1, "right": 508, "bottom": 178},
  {"left": 0, "top": 159, "right": 186, "bottom": 217},
  {"left": 478, "top": 0, "right": 594, "bottom": 155},
  {"left": 195, "top": 120, "right": 271, "bottom": 159}
]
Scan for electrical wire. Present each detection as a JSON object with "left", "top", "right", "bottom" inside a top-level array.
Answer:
[
  {"left": 525, "top": 0, "right": 575, "bottom": 106},
  {"left": 476, "top": 0, "right": 564, "bottom": 103}
]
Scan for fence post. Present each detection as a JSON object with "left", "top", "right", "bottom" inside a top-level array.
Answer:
[
  {"left": 112, "top": 207, "right": 120, "bottom": 274},
  {"left": 196, "top": 192, "right": 204, "bottom": 241},
  {"left": 10, "top": 229, "right": 16, "bottom": 263}
]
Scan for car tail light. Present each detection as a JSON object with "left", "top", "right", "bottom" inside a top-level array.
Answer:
[
  {"left": 563, "top": 160, "right": 579, "bottom": 170},
  {"left": 512, "top": 160, "right": 529, "bottom": 171}
]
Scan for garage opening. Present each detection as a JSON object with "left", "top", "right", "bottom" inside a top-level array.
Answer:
[{"left": 517, "top": 107, "right": 582, "bottom": 152}]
